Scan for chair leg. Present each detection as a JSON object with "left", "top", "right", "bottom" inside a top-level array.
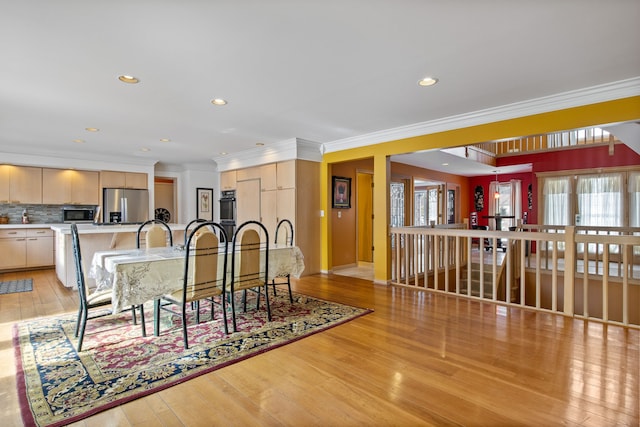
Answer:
[
  {"left": 263, "top": 282, "right": 272, "bottom": 321},
  {"left": 139, "top": 304, "right": 146, "bottom": 337},
  {"left": 286, "top": 276, "right": 293, "bottom": 303},
  {"left": 74, "top": 304, "right": 83, "bottom": 337},
  {"left": 153, "top": 299, "right": 161, "bottom": 336},
  {"left": 231, "top": 291, "right": 238, "bottom": 332},
  {"left": 77, "top": 309, "right": 88, "bottom": 352},
  {"left": 271, "top": 280, "right": 277, "bottom": 297},
  {"left": 195, "top": 300, "right": 200, "bottom": 324},
  {"left": 131, "top": 304, "right": 138, "bottom": 325},
  {"left": 181, "top": 302, "right": 189, "bottom": 349}
]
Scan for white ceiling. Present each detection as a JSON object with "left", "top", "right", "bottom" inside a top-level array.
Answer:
[{"left": 1, "top": 1, "right": 639, "bottom": 173}]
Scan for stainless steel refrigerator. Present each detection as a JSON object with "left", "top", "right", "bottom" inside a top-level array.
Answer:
[{"left": 102, "top": 188, "right": 149, "bottom": 224}]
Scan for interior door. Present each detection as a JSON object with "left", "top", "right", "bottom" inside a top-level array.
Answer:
[{"left": 357, "top": 172, "right": 373, "bottom": 263}]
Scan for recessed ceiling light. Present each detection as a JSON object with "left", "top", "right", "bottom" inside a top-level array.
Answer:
[
  {"left": 418, "top": 77, "right": 438, "bottom": 87},
  {"left": 118, "top": 75, "right": 140, "bottom": 84},
  {"left": 140, "top": 147, "right": 150, "bottom": 152},
  {"left": 220, "top": 152, "right": 227, "bottom": 155},
  {"left": 256, "top": 142, "right": 264, "bottom": 146},
  {"left": 85, "top": 127, "right": 99, "bottom": 132},
  {"left": 211, "top": 98, "right": 227, "bottom": 106},
  {"left": 441, "top": 163, "right": 449, "bottom": 166},
  {"left": 72, "top": 139, "right": 85, "bottom": 144},
  {"left": 159, "top": 138, "right": 171, "bottom": 142}
]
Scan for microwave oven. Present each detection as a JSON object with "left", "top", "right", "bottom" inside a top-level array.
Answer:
[{"left": 63, "top": 208, "right": 95, "bottom": 223}]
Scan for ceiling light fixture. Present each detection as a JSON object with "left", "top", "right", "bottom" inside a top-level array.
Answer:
[
  {"left": 211, "top": 98, "right": 227, "bottom": 106},
  {"left": 72, "top": 139, "right": 85, "bottom": 144},
  {"left": 494, "top": 170, "right": 500, "bottom": 199},
  {"left": 220, "top": 152, "right": 227, "bottom": 155},
  {"left": 85, "top": 127, "right": 99, "bottom": 132},
  {"left": 140, "top": 147, "right": 150, "bottom": 152},
  {"left": 256, "top": 142, "right": 264, "bottom": 146},
  {"left": 418, "top": 77, "right": 438, "bottom": 87},
  {"left": 118, "top": 75, "right": 140, "bottom": 84},
  {"left": 159, "top": 138, "right": 171, "bottom": 142}
]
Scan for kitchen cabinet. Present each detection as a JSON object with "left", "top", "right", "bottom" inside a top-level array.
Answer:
[
  {"left": 220, "top": 171, "right": 237, "bottom": 191},
  {"left": 0, "top": 165, "right": 42, "bottom": 204},
  {"left": 232, "top": 160, "right": 319, "bottom": 274},
  {"left": 276, "top": 160, "right": 296, "bottom": 189},
  {"left": 0, "top": 228, "right": 53, "bottom": 271},
  {"left": 101, "top": 171, "right": 148, "bottom": 189},
  {"left": 42, "top": 169, "right": 99, "bottom": 205},
  {"left": 26, "top": 228, "right": 54, "bottom": 267},
  {"left": 0, "top": 229, "right": 26, "bottom": 270}
]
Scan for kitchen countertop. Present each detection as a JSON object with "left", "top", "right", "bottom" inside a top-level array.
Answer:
[
  {"left": 0, "top": 223, "right": 65, "bottom": 229},
  {"left": 0, "top": 223, "right": 188, "bottom": 233},
  {"left": 50, "top": 223, "right": 188, "bottom": 234}
]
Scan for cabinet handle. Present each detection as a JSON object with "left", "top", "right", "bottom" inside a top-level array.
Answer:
[
  {"left": 36, "top": 231, "right": 46, "bottom": 234},
  {"left": 28, "top": 238, "right": 37, "bottom": 241},
  {"left": 8, "top": 231, "right": 18, "bottom": 235},
  {"left": 16, "top": 238, "right": 26, "bottom": 241}
]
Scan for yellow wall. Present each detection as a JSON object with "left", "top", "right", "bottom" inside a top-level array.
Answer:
[{"left": 321, "top": 96, "right": 640, "bottom": 283}]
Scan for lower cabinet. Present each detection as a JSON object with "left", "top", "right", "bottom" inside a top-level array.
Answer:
[{"left": 0, "top": 228, "right": 54, "bottom": 271}]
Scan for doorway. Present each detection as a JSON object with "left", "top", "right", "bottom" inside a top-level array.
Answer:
[{"left": 154, "top": 177, "right": 177, "bottom": 223}]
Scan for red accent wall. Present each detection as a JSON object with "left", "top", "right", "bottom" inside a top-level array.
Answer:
[{"left": 468, "top": 144, "right": 640, "bottom": 227}]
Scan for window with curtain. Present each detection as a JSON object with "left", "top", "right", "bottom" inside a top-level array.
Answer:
[
  {"left": 542, "top": 177, "right": 571, "bottom": 226},
  {"left": 630, "top": 172, "right": 640, "bottom": 227},
  {"left": 577, "top": 173, "right": 622, "bottom": 227}
]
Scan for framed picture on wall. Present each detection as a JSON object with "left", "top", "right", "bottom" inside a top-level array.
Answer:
[
  {"left": 196, "top": 187, "right": 213, "bottom": 221},
  {"left": 332, "top": 176, "right": 351, "bottom": 209}
]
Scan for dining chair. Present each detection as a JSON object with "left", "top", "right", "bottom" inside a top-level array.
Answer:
[
  {"left": 230, "top": 220, "right": 270, "bottom": 332},
  {"left": 133, "top": 219, "right": 173, "bottom": 329},
  {"left": 136, "top": 219, "right": 173, "bottom": 249},
  {"left": 153, "top": 221, "right": 229, "bottom": 349},
  {"left": 184, "top": 218, "right": 206, "bottom": 246},
  {"left": 71, "top": 223, "right": 145, "bottom": 351},
  {"left": 271, "top": 219, "right": 294, "bottom": 303}
]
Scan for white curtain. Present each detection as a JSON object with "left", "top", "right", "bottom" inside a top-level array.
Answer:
[
  {"left": 488, "top": 180, "right": 498, "bottom": 218},
  {"left": 542, "top": 177, "right": 571, "bottom": 225},
  {"left": 510, "top": 179, "right": 522, "bottom": 225},
  {"left": 577, "top": 173, "right": 622, "bottom": 227},
  {"left": 630, "top": 172, "right": 640, "bottom": 227}
]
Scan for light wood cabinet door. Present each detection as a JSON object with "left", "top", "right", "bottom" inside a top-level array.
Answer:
[
  {"left": 260, "top": 164, "right": 277, "bottom": 191},
  {"left": 0, "top": 165, "right": 11, "bottom": 203},
  {"left": 124, "top": 172, "right": 147, "bottom": 189},
  {"left": 101, "top": 171, "right": 147, "bottom": 189},
  {"left": 260, "top": 189, "right": 277, "bottom": 239},
  {"left": 42, "top": 168, "right": 72, "bottom": 204},
  {"left": 26, "top": 229, "right": 54, "bottom": 267},
  {"left": 0, "top": 231, "right": 27, "bottom": 269},
  {"left": 276, "top": 188, "right": 296, "bottom": 242},
  {"left": 43, "top": 169, "right": 99, "bottom": 205},
  {"left": 9, "top": 166, "right": 42, "bottom": 204},
  {"left": 276, "top": 160, "right": 296, "bottom": 189},
  {"left": 236, "top": 179, "right": 261, "bottom": 226},
  {"left": 220, "top": 171, "right": 237, "bottom": 191},
  {"left": 72, "top": 170, "right": 99, "bottom": 204}
]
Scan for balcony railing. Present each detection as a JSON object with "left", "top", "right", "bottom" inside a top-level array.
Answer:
[{"left": 390, "top": 224, "right": 640, "bottom": 328}]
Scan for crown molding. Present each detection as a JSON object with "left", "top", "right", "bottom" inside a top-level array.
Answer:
[
  {"left": 213, "top": 138, "right": 322, "bottom": 172},
  {"left": 322, "top": 77, "right": 640, "bottom": 154}
]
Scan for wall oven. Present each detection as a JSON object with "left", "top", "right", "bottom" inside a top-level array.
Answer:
[{"left": 219, "top": 190, "right": 236, "bottom": 240}]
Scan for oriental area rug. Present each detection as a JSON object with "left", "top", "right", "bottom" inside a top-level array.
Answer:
[{"left": 13, "top": 291, "right": 372, "bottom": 427}]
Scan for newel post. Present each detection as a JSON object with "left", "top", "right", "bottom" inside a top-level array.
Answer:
[{"left": 563, "top": 226, "right": 576, "bottom": 315}]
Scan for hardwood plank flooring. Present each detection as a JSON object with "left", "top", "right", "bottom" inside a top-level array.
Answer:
[{"left": 1, "top": 268, "right": 638, "bottom": 426}]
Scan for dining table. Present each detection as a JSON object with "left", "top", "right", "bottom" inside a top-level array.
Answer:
[{"left": 89, "top": 244, "right": 305, "bottom": 313}]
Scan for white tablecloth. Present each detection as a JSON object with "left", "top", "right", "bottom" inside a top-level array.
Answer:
[{"left": 89, "top": 245, "right": 305, "bottom": 313}]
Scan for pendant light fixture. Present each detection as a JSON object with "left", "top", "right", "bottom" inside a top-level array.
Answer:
[{"left": 494, "top": 170, "right": 500, "bottom": 199}]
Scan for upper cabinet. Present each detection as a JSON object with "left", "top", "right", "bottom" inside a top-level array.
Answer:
[
  {"left": 101, "top": 171, "right": 148, "bottom": 189},
  {"left": 0, "top": 165, "right": 42, "bottom": 204},
  {"left": 220, "top": 170, "right": 237, "bottom": 191},
  {"left": 276, "top": 160, "right": 295, "bottom": 189},
  {"left": 42, "top": 169, "right": 99, "bottom": 205},
  {"left": 259, "top": 164, "right": 277, "bottom": 191}
]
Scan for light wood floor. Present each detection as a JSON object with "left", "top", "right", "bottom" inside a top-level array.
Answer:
[{"left": 1, "top": 268, "right": 638, "bottom": 426}]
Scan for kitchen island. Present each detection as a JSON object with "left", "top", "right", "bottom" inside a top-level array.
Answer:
[{"left": 51, "top": 223, "right": 186, "bottom": 288}]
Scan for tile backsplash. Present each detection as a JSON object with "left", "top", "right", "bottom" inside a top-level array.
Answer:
[{"left": 0, "top": 204, "right": 95, "bottom": 224}]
